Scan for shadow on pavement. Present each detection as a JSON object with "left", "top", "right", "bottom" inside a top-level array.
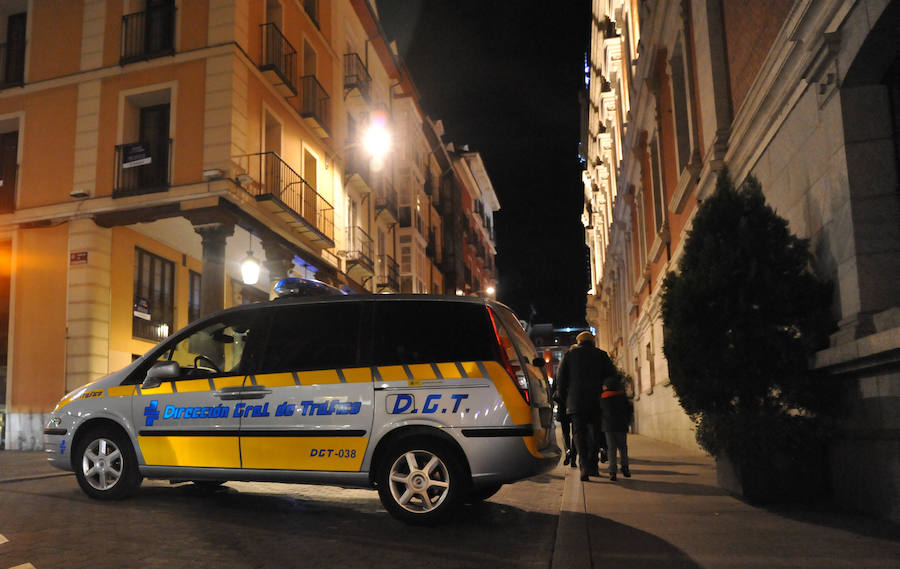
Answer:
[
  {"left": 116, "top": 482, "right": 559, "bottom": 568},
  {"left": 561, "top": 511, "right": 703, "bottom": 569},
  {"left": 584, "top": 476, "right": 727, "bottom": 497}
]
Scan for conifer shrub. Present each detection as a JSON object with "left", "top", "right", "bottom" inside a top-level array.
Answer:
[{"left": 661, "top": 170, "right": 834, "bottom": 500}]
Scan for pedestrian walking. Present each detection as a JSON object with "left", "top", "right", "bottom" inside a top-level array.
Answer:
[
  {"left": 554, "top": 331, "right": 616, "bottom": 481},
  {"left": 552, "top": 344, "right": 579, "bottom": 469},
  {"left": 599, "top": 376, "right": 632, "bottom": 481}
]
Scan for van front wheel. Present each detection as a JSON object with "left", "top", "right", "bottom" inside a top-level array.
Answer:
[
  {"left": 74, "top": 427, "right": 141, "bottom": 500},
  {"left": 376, "top": 438, "right": 465, "bottom": 525}
]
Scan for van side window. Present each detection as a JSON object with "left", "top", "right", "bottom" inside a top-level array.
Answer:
[
  {"left": 373, "top": 301, "right": 496, "bottom": 365},
  {"left": 258, "top": 303, "right": 362, "bottom": 372},
  {"left": 146, "top": 312, "right": 264, "bottom": 380}
]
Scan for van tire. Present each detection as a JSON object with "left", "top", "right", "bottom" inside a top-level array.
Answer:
[
  {"left": 376, "top": 436, "right": 465, "bottom": 525},
  {"left": 73, "top": 427, "right": 141, "bottom": 500}
]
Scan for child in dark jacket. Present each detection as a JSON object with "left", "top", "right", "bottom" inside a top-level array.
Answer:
[{"left": 599, "top": 377, "right": 632, "bottom": 481}]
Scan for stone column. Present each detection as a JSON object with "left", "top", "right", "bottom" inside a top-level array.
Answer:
[
  {"left": 193, "top": 222, "right": 234, "bottom": 318},
  {"left": 261, "top": 240, "right": 295, "bottom": 298}
]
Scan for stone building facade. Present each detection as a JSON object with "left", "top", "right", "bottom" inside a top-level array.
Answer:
[{"left": 582, "top": 0, "right": 900, "bottom": 521}]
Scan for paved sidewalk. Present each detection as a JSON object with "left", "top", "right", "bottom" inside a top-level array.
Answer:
[{"left": 552, "top": 434, "right": 900, "bottom": 569}]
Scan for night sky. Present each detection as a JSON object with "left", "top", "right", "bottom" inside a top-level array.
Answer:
[{"left": 376, "top": 0, "right": 592, "bottom": 327}]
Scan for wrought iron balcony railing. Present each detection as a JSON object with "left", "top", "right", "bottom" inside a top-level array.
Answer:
[
  {"left": 375, "top": 183, "right": 398, "bottom": 220},
  {"left": 114, "top": 139, "right": 172, "bottom": 197},
  {"left": 346, "top": 225, "right": 374, "bottom": 273},
  {"left": 298, "top": 75, "right": 331, "bottom": 136},
  {"left": 259, "top": 23, "right": 297, "bottom": 96},
  {"left": 235, "top": 151, "right": 335, "bottom": 243},
  {"left": 120, "top": 3, "right": 176, "bottom": 64},
  {"left": 376, "top": 254, "right": 399, "bottom": 291},
  {"left": 0, "top": 43, "right": 25, "bottom": 89},
  {"left": 343, "top": 53, "right": 371, "bottom": 101}
]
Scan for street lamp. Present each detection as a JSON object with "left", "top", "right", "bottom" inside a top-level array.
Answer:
[
  {"left": 362, "top": 110, "right": 391, "bottom": 171},
  {"left": 241, "top": 233, "right": 260, "bottom": 285}
]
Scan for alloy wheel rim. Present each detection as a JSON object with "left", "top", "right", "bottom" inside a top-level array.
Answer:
[
  {"left": 82, "top": 438, "right": 123, "bottom": 491},
  {"left": 388, "top": 450, "right": 450, "bottom": 514}
]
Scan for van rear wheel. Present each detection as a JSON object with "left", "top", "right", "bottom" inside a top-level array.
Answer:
[{"left": 376, "top": 437, "right": 465, "bottom": 525}]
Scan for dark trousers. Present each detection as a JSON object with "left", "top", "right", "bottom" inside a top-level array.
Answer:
[
  {"left": 560, "top": 414, "right": 574, "bottom": 457},
  {"left": 605, "top": 431, "right": 628, "bottom": 474},
  {"left": 571, "top": 411, "right": 604, "bottom": 475}
]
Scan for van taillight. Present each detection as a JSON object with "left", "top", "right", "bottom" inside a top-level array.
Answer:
[{"left": 488, "top": 307, "right": 531, "bottom": 404}]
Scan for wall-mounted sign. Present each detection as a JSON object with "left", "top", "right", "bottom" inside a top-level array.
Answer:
[
  {"left": 70, "top": 251, "right": 88, "bottom": 265},
  {"left": 133, "top": 297, "right": 151, "bottom": 320},
  {"left": 122, "top": 143, "right": 152, "bottom": 169}
]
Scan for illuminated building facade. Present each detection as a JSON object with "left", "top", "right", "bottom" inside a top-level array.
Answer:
[
  {"left": 0, "top": 1, "right": 495, "bottom": 452},
  {"left": 582, "top": 0, "right": 900, "bottom": 521}
]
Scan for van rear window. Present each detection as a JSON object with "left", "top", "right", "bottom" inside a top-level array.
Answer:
[{"left": 372, "top": 301, "right": 497, "bottom": 365}]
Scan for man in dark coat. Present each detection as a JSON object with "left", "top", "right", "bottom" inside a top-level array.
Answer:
[
  {"left": 600, "top": 377, "right": 632, "bottom": 481},
  {"left": 555, "top": 331, "right": 617, "bottom": 481}
]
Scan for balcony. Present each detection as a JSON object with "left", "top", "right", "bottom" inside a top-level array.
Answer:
[
  {"left": 114, "top": 139, "right": 172, "bottom": 197},
  {"left": 345, "top": 146, "right": 372, "bottom": 190},
  {"left": 375, "top": 183, "right": 398, "bottom": 221},
  {"left": 120, "top": 4, "right": 176, "bottom": 64},
  {"left": 345, "top": 225, "right": 374, "bottom": 276},
  {"left": 343, "top": 53, "right": 371, "bottom": 102},
  {"left": 0, "top": 43, "right": 25, "bottom": 89},
  {"left": 376, "top": 254, "right": 399, "bottom": 292},
  {"left": 259, "top": 23, "right": 297, "bottom": 97},
  {"left": 234, "top": 151, "right": 334, "bottom": 247},
  {"left": 298, "top": 75, "right": 330, "bottom": 138}
]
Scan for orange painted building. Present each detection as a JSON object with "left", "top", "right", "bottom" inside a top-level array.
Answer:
[{"left": 0, "top": 0, "right": 494, "bottom": 451}]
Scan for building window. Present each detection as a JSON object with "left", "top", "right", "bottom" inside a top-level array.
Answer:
[
  {"left": 302, "top": 0, "right": 318, "bottom": 28},
  {"left": 188, "top": 270, "right": 201, "bottom": 324},
  {"left": 1, "top": 12, "right": 26, "bottom": 88},
  {"left": 133, "top": 247, "right": 174, "bottom": 342},
  {"left": 120, "top": 0, "right": 176, "bottom": 64},
  {"left": 0, "top": 129, "right": 18, "bottom": 213},
  {"left": 646, "top": 341, "right": 655, "bottom": 390},
  {"left": 669, "top": 39, "right": 694, "bottom": 173},
  {"left": 649, "top": 136, "right": 666, "bottom": 234}
]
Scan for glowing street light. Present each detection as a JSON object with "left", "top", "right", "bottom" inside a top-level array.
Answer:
[{"left": 362, "top": 110, "right": 391, "bottom": 170}]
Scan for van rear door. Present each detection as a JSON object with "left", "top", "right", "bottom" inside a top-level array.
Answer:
[{"left": 491, "top": 305, "right": 555, "bottom": 437}]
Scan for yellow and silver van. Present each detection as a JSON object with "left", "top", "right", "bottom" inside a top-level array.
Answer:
[{"left": 44, "top": 279, "right": 559, "bottom": 524}]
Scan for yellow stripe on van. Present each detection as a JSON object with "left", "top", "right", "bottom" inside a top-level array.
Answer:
[
  {"left": 408, "top": 364, "right": 437, "bottom": 381},
  {"left": 298, "top": 369, "right": 341, "bottom": 385},
  {"left": 213, "top": 376, "right": 244, "bottom": 389},
  {"left": 138, "top": 436, "right": 241, "bottom": 468},
  {"left": 483, "top": 361, "right": 532, "bottom": 425},
  {"left": 240, "top": 436, "right": 368, "bottom": 471},
  {"left": 437, "top": 362, "right": 462, "bottom": 379},
  {"left": 107, "top": 386, "right": 135, "bottom": 397},
  {"left": 343, "top": 367, "right": 372, "bottom": 383},
  {"left": 459, "top": 361, "right": 482, "bottom": 378},
  {"left": 378, "top": 365, "right": 408, "bottom": 382},
  {"left": 260, "top": 373, "right": 297, "bottom": 387},
  {"left": 177, "top": 379, "right": 211, "bottom": 393},
  {"left": 140, "top": 382, "right": 173, "bottom": 395}
]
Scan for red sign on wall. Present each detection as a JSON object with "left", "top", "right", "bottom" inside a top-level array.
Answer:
[{"left": 70, "top": 251, "right": 88, "bottom": 265}]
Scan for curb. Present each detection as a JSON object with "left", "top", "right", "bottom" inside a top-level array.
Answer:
[
  {"left": 0, "top": 472, "right": 73, "bottom": 485},
  {"left": 551, "top": 468, "right": 591, "bottom": 569}
]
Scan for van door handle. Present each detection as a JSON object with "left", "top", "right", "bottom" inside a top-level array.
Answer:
[{"left": 213, "top": 386, "right": 271, "bottom": 400}]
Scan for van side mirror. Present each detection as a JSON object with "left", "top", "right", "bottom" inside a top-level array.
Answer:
[
  {"left": 143, "top": 361, "right": 180, "bottom": 389},
  {"left": 532, "top": 357, "right": 546, "bottom": 368}
]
